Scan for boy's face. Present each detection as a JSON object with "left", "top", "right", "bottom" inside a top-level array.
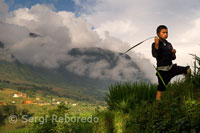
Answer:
[{"left": 157, "top": 28, "right": 168, "bottom": 40}]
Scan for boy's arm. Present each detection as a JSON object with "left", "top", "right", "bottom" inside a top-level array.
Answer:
[
  {"left": 171, "top": 50, "right": 176, "bottom": 60},
  {"left": 152, "top": 37, "right": 159, "bottom": 58},
  {"left": 169, "top": 43, "right": 176, "bottom": 60}
]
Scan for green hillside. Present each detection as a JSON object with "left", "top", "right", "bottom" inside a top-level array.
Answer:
[
  {"left": 0, "top": 88, "right": 103, "bottom": 132},
  {"left": 0, "top": 60, "right": 105, "bottom": 103}
]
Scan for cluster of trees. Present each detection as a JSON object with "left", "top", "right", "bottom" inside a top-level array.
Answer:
[{"left": 0, "top": 105, "right": 34, "bottom": 126}]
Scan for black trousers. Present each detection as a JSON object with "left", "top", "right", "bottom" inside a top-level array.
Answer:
[{"left": 156, "top": 64, "right": 190, "bottom": 91}]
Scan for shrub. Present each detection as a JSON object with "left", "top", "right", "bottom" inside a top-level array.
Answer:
[{"left": 30, "top": 102, "right": 94, "bottom": 133}]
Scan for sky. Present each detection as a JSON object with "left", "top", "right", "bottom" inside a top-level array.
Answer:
[
  {"left": 0, "top": 0, "right": 200, "bottom": 82},
  {"left": 5, "top": 0, "right": 76, "bottom": 12}
]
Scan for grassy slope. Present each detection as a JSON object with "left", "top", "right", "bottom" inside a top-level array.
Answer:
[{"left": 92, "top": 76, "right": 200, "bottom": 132}]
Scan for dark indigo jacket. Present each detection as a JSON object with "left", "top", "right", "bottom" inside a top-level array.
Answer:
[{"left": 152, "top": 40, "right": 176, "bottom": 67}]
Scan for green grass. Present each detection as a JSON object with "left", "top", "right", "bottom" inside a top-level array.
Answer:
[
  {"left": 105, "top": 81, "right": 157, "bottom": 113},
  {"left": 4, "top": 128, "right": 30, "bottom": 133},
  {"left": 93, "top": 79, "right": 200, "bottom": 132}
]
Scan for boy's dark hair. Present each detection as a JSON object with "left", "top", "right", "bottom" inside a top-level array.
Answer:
[{"left": 156, "top": 25, "right": 168, "bottom": 34}]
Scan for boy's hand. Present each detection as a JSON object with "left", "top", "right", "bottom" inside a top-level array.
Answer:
[
  {"left": 154, "top": 36, "right": 159, "bottom": 49},
  {"left": 172, "top": 49, "right": 176, "bottom": 54}
]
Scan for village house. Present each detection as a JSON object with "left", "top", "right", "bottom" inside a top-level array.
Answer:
[
  {"left": 0, "top": 101, "right": 6, "bottom": 105},
  {"left": 36, "top": 97, "right": 40, "bottom": 100},
  {"left": 72, "top": 103, "right": 77, "bottom": 106},
  {"left": 22, "top": 100, "right": 34, "bottom": 104},
  {"left": 13, "top": 92, "right": 26, "bottom": 98}
]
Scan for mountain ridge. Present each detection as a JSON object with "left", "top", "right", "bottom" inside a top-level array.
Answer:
[{"left": 0, "top": 39, "right": 149, "bottom": 102}]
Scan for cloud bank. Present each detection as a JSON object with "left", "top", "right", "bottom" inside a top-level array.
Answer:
[{"left": 0, "top": 2, "right": 154, "bottom": 81}]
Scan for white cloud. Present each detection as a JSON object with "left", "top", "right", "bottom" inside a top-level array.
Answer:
[
  {"left": 0, "top": 3, "right": 153, "bottom": 81},
  {"left": 0, "top": 0, "right": 8, "bottom": 16},
  {"left": 178, "top": 18, "right": 200, "bottom": 44},
  {"left": 95, "top": 20, "right": 139, "bottom": 42}
]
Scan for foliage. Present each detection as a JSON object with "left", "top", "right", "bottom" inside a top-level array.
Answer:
[
  {"left": 126, "top": 95, "right": 200, "bottom": 132},
  {"left": 0, "top": 105, "right": 34, "bottom": 126},
  {"left": 30, "top": 102, "right": 71, "bottom": 133},
  {"left": 30, "top": 102, "right": 94, "bottom": 133},
  {"left": 105, "top": 82, "right": 157, "bottom": 113}
]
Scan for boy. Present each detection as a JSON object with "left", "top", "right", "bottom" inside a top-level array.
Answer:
[{"left": 152, "top": 25, "right": 191, "bottom": 100}]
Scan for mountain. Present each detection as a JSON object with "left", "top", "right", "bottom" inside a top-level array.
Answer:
[
  {"left": 0, "top": 41, "right": 4, "bottom": 48},
  {"left": 66, "top": 47, "right": 147, "bottom": 83},
  {"left": 0, "top": 39, "right": 149, "bottom": 102},
  {"left": 0, "top": 41, "right": 16, "bottom": 62}
]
